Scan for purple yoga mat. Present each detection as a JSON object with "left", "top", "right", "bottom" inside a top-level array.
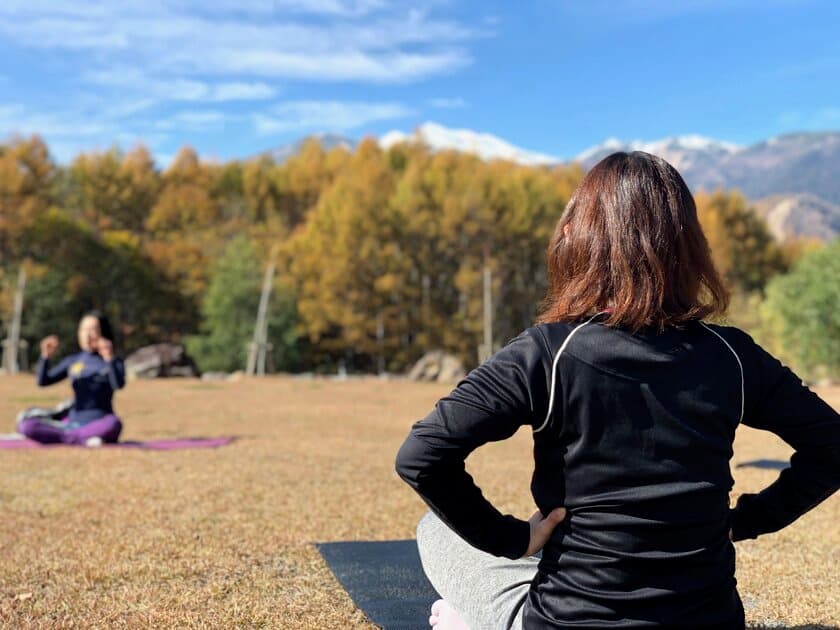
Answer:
[{"left": 0, "top": 437, "right": 236, "bottom": 450}]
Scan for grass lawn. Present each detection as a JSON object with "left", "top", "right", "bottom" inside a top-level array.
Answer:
[{"left": 1, "top": 374, "right": 838, "bottom": 628}]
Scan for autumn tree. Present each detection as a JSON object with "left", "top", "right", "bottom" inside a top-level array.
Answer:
[
  {"left": 0, "top": 135, "right": 54, "bottom": 265},
  {"left": 18, "top": 209, "right": 192, "bottom": 358},
  {"left": 695, "top": 190, "right": 788, "bottom": 294},
  {"left": 275, "top": 139, "right": 351, "bottom": 229},
  {"left": 282, "top": 138, "right": 401, "bottom": 370},
  {"left": 144, "top": 147, "right": 222, "bottom": 301},
  {"left": 146, "top": 147, "right": 219, "bottom": 233},
  {"left": 68, "top": 145, "right": 160, "bottom": 234}
]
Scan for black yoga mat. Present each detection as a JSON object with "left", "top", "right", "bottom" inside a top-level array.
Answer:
[{"left": 316, "top": 539, "right": 439, "bottom": 630}]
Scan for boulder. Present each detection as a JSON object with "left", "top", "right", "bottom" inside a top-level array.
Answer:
[
  {"left": 125, "top": 343, "right": 199, "bottom": 379},
  {"left": 408, "top": 350, "right": 466, "bottom": 384},
  {"left": 200, "top": 371, "right": 230, "bottom": 381}
]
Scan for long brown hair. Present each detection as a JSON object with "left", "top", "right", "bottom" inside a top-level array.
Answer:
[{"left": 535, "top": 151, "right": 729, "bottom": 333}]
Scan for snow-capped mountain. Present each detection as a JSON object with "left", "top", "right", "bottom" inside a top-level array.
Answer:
[
  {"left": 751, "top": 193, "right": 840, "bottom": 243},
  {"left": 379, "top": 122, "right": 561, "bottom": 166},
  {"left": 575, "top": 135, "right": 742, "bottom": 172},
  {"left": 264, "top": 125, "right": 840, "bottom": 242},
  {"left": 575, "top": 132, "right": 840, "bottom": 241},
  {"left": 265, "top": 133, "right": 356, "bottom": 163}
]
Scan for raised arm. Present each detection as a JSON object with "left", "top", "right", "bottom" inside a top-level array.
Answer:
[
  {"left": 96, "top": 338, "right": 125, "bottom": 390},
  {"left": 36, "top": 354, "right": 73, "bottom": 387},
  {"left": 395, "top": 327, "right": 551, "bottom": 559},
  {"left": 106, "top": 357, "right": 126, "bottom": 390},
  {"left": 730, "top": 334, "right": 840, "bottom": 541}
]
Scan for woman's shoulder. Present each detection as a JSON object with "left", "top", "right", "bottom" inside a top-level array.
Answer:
[
  {"left": 695, "top": 319, "right": 760, "bottom": 358},
  {"left": 530, "top": 315, "right": 611, "bottom": 355}
]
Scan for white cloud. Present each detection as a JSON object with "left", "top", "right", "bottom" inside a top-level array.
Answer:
[
  {"left": 262, "top": 0, "right": 390, "bottom": 16},
  {"left": 166, "top": 0, "right": 390, "bottom": 17},
  {"left": 254, "top": 100, "right": 413, "bottom": 134},
  {"left": 211, "top": 82, "right": 276, "bottom": 101},
  {"left": 0, "top": 2, "right": 479, "bottom": 160},
  {"left": 155, "top": 110, "right": 228, "bottom": 130},
  {"left": 85, "top": 69, "right": 278, "bottom": 103},
  {"left": 0, "top": 103, "right": 111, "bottom": 138},
  {"left": 0, "top": 3, "right": 474, "bottom": 83},
  {"left": 772, "top": 56, "right": 840, "bottom": 80},
  {"left": 563, "top": 0, "right": 810, "bottom": 24},
  {"left": 429, "top": 97, "right": 468, "bottom": 109},
  {"left": 778, "top": 107, "right": 840, "bottom": 130},
  {"left": 212, "top": 49, "right": 468, "bottom": 82}
]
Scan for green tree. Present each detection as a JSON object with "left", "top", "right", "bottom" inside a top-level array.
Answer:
[
  {"left": 758, "top": 238, "right": 840, "bottom": 381},
  {"left": 186, "top": 235, "right": 300, "bottom": 373}
]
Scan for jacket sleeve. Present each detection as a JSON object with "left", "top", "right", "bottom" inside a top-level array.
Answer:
[
  {"left": 395, "top": 327, "right": 550, "bottom": 559},
  {"left": 730, "top": 333, "right": 840, "bottom": 541},
  {"left": 106, "top": 357, "right": 126, "bottom": 390},
  {"left": 36, "top": 355, "right": 72, "bottom": 386}
]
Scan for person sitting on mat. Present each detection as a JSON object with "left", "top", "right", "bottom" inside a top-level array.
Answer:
[
  {"left": 395, "top": 151, "right": 840, "bottom": 629},
  {"left": 17, "top": 311, "right": 125, "bottom": 447}
]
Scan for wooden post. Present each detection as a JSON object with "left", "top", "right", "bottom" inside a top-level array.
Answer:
[
  {"left": 482, "top": 264, "right": 493, "bottom": 362},
  {"left": 2, "top": 266, "right": 26, "bottom": 374},
  {"left": 376, "top": 311, "right": 385, "bottom": 375},
  {"left": 247, "top": 252, "right": 277, "bottom": 376}
]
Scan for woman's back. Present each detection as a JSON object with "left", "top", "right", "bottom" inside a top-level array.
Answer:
[
  {"left": 527, "top": 314, "right": 747, "bottom": 626},
  {"left": 397, "top": 312, "right": 840, "bottom": 627}
]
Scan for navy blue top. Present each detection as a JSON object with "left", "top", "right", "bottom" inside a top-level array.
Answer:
[
  {"left": 396, "top": 313, "right": 840, "bottom": 629},
  {"left": 36, "top": 350, "right": 126, "bottom": 426}
]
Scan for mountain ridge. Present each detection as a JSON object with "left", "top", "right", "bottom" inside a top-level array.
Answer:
[{"left": 264, "top": 124, "right": 840, "bottom": 242}]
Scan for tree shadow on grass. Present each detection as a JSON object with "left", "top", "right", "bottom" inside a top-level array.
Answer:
[
  {"left": 748, "top": 625, "right": 839, "bottom": 629},
  {"left": 736, "top": 459, "right": 789, "bottom": 470}
]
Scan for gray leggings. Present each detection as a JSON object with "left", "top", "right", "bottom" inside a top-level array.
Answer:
[{"left": 416, "top": 510, "right": 541, "bottom": 630}]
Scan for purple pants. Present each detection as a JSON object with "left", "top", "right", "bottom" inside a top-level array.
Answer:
[{"left": 17, "top": 414, "right": 123, "bottom": 445}]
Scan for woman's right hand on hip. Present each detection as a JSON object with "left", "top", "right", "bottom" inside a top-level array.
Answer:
[{"left": 524, "top": 507, "right": 567, "bottom": 558}]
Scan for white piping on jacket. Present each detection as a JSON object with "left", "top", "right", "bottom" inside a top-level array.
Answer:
[
  {"left": 698, "top": 321, "right": 745, "bottom": 424},
  {"left": 533, "top": 311, "right": 606, "bottom": 434}
]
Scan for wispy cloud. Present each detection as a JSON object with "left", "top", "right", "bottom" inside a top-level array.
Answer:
[
  {"left": 0, "top": 102, "right": 175, "bottom": 162},
  {"left": 771, "top": 56, "right": 840, "bottom": 80},
  {"left": 85, "top": 69, "right": 278, "bottom": 103},
  {"left": 0, "top": 3, "right": 474, "bottom": 83},
  {"left": 0, "top": 104, "right": 111, "bottom": 138},
  {"left": 778, "top": 107, "right": 840, "bottom": 130},
  {"left": 155, "top": 110, "right": 229, "bottom": 130},
  {"left": 254, "top": 100, "right": 413, "bottom": 134},
  {"left": 184, "top": 0, "right": 390, "bottom": 17},
  {"left": 561, "top": 0, "right": 810, "bottom": 26},
  {"left": 429, "top": 97, "right": 468, "bottom": 109},
  {"left": 0, "top": 2, "right": 481, "bottom": 160}
]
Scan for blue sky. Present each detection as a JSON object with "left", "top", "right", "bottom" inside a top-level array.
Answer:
[{"left": 0, "top": 0, "right": 838, "bottom": 165}]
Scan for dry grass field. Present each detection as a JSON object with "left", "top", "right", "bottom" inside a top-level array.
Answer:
[{"left": 0, "top": 374, "right": 838, "bottom": 629}]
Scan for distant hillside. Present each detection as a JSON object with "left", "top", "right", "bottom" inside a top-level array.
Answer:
[
  {"left": 751, "top": 193, "right": 840, "bottom": 243},
  {"left": 266, "top": 124, "right": 840, "bottom": 242},
  {"left": 577, "top": 131, "right": 840, "bottom": 242},
  {"left": 264, "top": 133, "right": 356, "bottom": 162},
  {"left": 576, "top": 132, "right": 840, "bottom": 205},
  {"left": 380, "top": 122, "right": 560, "bottom": 166},
  {"left": 575, "top": 135, "right": 741, "bottom": 175}
]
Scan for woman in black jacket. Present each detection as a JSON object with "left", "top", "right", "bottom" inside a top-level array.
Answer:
[{"left": 395, "top": 151, "right": 840, "bottom": 629}]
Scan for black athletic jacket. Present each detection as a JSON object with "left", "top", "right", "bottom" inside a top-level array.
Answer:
[{"left": 395, "top": 311, "right": 840, "bottom": 628}]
